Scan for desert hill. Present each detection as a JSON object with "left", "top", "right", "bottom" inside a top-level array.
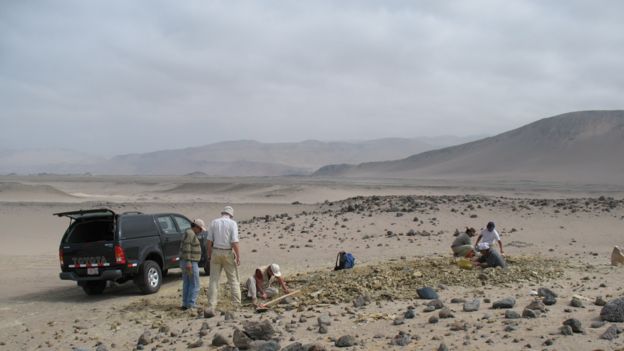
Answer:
[{"left": 315, "top": 110, "right": 624, "bottom": 185}]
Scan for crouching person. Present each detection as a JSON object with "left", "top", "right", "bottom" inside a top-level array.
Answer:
[
  {"left": 474, "top": 242, "right": 506, "bottom": 269},
  {"left": 245, "top": 264, "right": 289, "bottom": 306},
  {"left": 451, "top": 227, "right": 477, "bottom": 258}
]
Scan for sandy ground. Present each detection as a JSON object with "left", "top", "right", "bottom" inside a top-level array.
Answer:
[{"left": 0, "top": 175, "right": 623, "bottom": 350}]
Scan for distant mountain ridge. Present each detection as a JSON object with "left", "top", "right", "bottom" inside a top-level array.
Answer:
[
  {"left": 0, "top": 136, "right": 476, "bottom": 176},
  {"left": 314, "top": 110, "right": 624, "bottom": 185}
]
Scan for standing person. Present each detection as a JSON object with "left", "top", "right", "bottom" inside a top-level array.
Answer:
[
  {"left": 245, "top": 263, "right": 290, "bottom": 307},
  {"left": 180, "top": 219, "right": 205, "bottom": 310},
  {"left": 475, "top": 221, "right": 504, "bottom": 255},
  {"left": 206, "top": 206, "right": 241, "bottom": 310},
  {"left": 451, "top": 227, "right": 477, "bottom": 258}
]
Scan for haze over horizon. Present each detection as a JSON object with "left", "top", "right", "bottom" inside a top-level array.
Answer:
[{"left": 2, "top": 1, "right": 623, "bottom": 155}]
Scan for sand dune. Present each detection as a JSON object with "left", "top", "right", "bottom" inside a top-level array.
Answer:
[
  {"left": 315, "top": 110, "right": 624, "bottom": 185},
  {"left": 0, "top": 182, "right": 77, "bottom": 202}
]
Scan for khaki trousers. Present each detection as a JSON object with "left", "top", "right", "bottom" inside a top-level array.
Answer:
[{"left": 207, "top": 249, "right": 241, "bottom": 309}]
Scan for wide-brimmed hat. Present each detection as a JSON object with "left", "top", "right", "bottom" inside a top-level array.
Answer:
[
  {"left": 269, "top": 263, "right": 282, "bottom": 277},
  {"left": 221, "top": 206, "right": 234, "bottom": 217},
  {"left": 192, "top": 218, "right": 207, "bottom": 231}
]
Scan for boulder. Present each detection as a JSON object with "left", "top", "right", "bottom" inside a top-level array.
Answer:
[
  {"left": 335, "top": 335, "right": 356, "bottom": 347},
  {"left": 463, "top": 299, "right": 480, "bottom": 312},
  {"left": 417, "top": 287, "right": 439, "bottom": 300},
  {"left": 600, "top": 324, "right": 622, "bottom": 340},
  {"left": 563, "top": 318, "right": 583, "bottom": 333},
  {"left": 243, "top": 320, "right": 275, "bottom": 341},
  {"left": 601, "top": 297, "right": 624, "bottom": 322},
  {"left": 233, "top": 328, "right": 252, "bottom": 349},
  {"left": 212, "top": 333, "right": 229, "bottom": 346},
  {"left": 492, "top": 298, "right": 516, "bottom": 309}
]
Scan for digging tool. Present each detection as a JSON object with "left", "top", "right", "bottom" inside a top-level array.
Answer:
[{"left": 255, "top": 289, "right": 301, "bottom": 312}]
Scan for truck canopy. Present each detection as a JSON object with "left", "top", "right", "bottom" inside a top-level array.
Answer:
[{"left": 54, "top": 208, "right": 115, "bottom": 220}]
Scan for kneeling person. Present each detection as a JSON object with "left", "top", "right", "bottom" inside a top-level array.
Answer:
[
  {"left": 245, "top": 264, "right": 289, "bottom": 306},
  {"left": 474, "top": 242, "right": 506, "bottom": 269}
]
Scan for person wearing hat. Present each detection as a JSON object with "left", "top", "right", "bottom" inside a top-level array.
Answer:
[
  {"left": 179, "top": 218, "right": 206, "bottom": 310},
  {"left": 474, "top": 242, "right": 507, "bottom": 269},
  {"left": 245, "top": 263, "right": 290, "bottom": 307},
  {"left": 475, "top": 221, "right": 504, "bottom": 255},
  {"left": 206, "top": 206, "right": 241, "bottom": 310}
]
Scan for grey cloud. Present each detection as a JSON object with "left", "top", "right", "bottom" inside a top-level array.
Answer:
[{"left": 1, "top": 0, "right": 623, "bottom": 155}]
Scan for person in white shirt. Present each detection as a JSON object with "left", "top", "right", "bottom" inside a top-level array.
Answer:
[
  {"left": 245, "top": 263, "right": 290, "bottom": 307},
  {"left": 206, "top": 206, "right": 241, "bottom": 310},
  {"left": 475, "top": 221, "right": 504, "bottom": 255}
]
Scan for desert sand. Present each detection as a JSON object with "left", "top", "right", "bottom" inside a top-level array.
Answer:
[{"left": 1, "top": 175, "right": 624, "bottom": 350}]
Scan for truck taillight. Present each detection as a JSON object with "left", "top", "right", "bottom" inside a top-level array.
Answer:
[
  {"left": 115, "top": 245, "right": 126, "bottom": 264},
  {"left": 59, "top": 248, "right": 64, "bottom": 266}
]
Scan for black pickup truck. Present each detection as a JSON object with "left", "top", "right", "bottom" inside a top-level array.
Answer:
[{"left": 56, "top": 208, "right": 209, "bottom": 295}]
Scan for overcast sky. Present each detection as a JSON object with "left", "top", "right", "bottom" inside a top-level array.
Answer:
[{"left": 1, "top": 1, "right": 623, "bottom": 155}]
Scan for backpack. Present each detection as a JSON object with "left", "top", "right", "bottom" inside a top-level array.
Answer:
[{"left": 334, "top": 251, "right": 355, "bottom": 271}]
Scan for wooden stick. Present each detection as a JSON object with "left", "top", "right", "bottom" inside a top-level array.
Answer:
[{"left": 261, "top": 289, "right": 301, "bottom": 307}]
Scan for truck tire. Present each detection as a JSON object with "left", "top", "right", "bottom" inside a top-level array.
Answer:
[
  {"left": 135, "top": 260, "right": 162, "bottom": 294},
  {"left": 82, "top": 281, "right": 106, "bottom": 295}
]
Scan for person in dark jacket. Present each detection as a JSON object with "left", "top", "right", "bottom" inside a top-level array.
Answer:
[
  {"left": 179, "top": 218, "right": 205, "bottom": 310},
  {"left": 474, "top": 242, "right": 507, "bottom": 269},
  {"left": 451, "top": 227, "right": 477, "bottom": 257}
]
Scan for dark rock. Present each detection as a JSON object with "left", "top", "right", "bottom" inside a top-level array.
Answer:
[
  {"left": 243, "top": 320, "right": 275, "bottom": 341},
  {"left": 505, "top": 310, "right": 521, "bottom": 319},
  {"left": 525, "top": 300, "right": 546, "bottom": 313},
  {"left": 303, "top": 343, "right": 327, "bottom": 351},
  {"left": 600, "top": 324, "right": 622, "bottom": 340},
  {"left": 423, "top": 305, "right": 436, "bottom": 313},
  {"left": 404, "top": 309, "right": 416, "bottom": 319},
  {"left": 204, "top": 308, "right": 216, "bottom": 318},
  {"left": 543, "top": 295, "right": 557, "bottom": 306},
  {"left": 282, "top": 342, "right": 304, "bottom": 351},
  {"left": 137, "top": 331, "right": 152, "bottom": 346},
  {"left": 393, "top": 317, "right": 405, "bottom": 325},
  {"left": 439, "top": 307, "right": 454, "bottom": 319},
  {"left": 95, "top": 345, "right": 108, "bottom": 351},
  {"left": 449, "top": 321, "right": 468, "bottom": 331},
  {"left": 492, "top": 298, "right": 516, "bottom": 309},
  {"left": 417, "top": 287, "right": 439, "bottom": 300},
  {"left": 158, "top": 325, "right": 170, "bottom": 334},
  {"left": 224, "top": 311, "right": 236, "bottom": 321},
  {"left": 428, "top": 315, "right": 439, "bottom": 324},
  {"left": 391, "top": 331, "right": 411, "bottom": 346},
  {"left": 570, "top": 297, "right": 584, "bottom": 308},
  {"left": 212, "top": 333, "right": 229, "bottom": 346},
  {"left": 537, "top": 288, "right": 557, "bottom": 298},
  {"left": 427, "top": 299, "right": 444, "bottom": 310},
  {"left": 450, "top": 298, "right": 466, "bottom": 304},
  {"left": 318, "top": 325, "right": 328, "bottom": 334},
  {"left": 438, "top": 342, "right": 449, "bottom": 351},
  {"left": 563, "top": 318, "right": 583, "bottom": 333},
  {"left": 595, "top": 296, "right": 607, "bottom": 306},
  {"left": 522, "top": 309, "right": 539, "bottom": 318},
  {"left": 601, "top": 297, "right": 624, "bottom": 322},
  {"left": 353, "top": 295, "right": 370, "bottom": 308},
  {"left": 463, "top": 299, "right": 480, "bottom": 312},
  {"left": 188, "top": 339, "right": 204, "bottom": 348},
  {"left": 250, "top": 340, "right": 280, "bottom": 351},
  {"left": 233, "top": 328, "right": 251, "bottom": 349},
  {"left": 560, "top": 325, "right": 573, "bottom": 336},
  {"left": 335, "top": 335, "right": 356, "bottom": 347}
]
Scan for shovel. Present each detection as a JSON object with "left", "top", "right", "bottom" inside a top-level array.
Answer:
[{"left": 255, "top": 289, "right": 301, "bottom": 313}]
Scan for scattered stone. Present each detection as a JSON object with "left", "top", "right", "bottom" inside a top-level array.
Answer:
[
  {"left": 526, "top": 300, "right": 546, "bottom": 313},
  {"left": 249, "top": 340, "right": 280, "bottom": 351},
  {"left": 404, "top": 309, "right": 416, "bottom": 319},
  {"left": 204, "top": 308, "right": 216, "bottom": 318},
  {"left": 391, "top": 331, "right": 411, "bottom": 346},
  {"left": 95, "top": 345, "right": 108, "bottom": 351},
  {"left": 450, "top": 298, "right": 466, "bottom": 304},
  {"left": 224, "top": 311, "right": 236, "bottom": 321},
  {"left": 563, "top": 319, "right": 583, "bottom": 333},
  {"left": 522, "top": 309, "right": 540, "bottom": 319},
  {"left": 417, "top": 287, "right": 439, "bottom": 300},
  {"left": 427, "top": 299, "right": 445, "bottom": 310},
  {"left": 449, "top": 321, "right": 468, "bottom": 331},
  {"left": 353, "top": 295, "right": 370, "bottom": 308},
  {"left": 537, "top": 288, "right": 557, "bottom": 298},
  {"left": 424, "top": 305, "right": 436, "bottom": 313},
  {"left": 188, "top": 339, "right": 204, "bottom": 348},
  {"left": 543, "top": 295, "right": 557, "bottom": 306},
  {"left": 303, "top": 343, "right": 327, "bottom": 351},
  {"left": 600, "top": 324, "right": 622, "bottom": 340},
  {"left": 560, "top": 325, "right": 573, "bottom": 336},
  {"left": 158, "top": 325, "right": 170, "bottom": 334},
  {"left": 335, "top": 335, "right": 356, "bottom": 347},
  {"left": 212, "top": 333, "right": 229, "bottom": 346},
  {"left": 570, "top": 297, "right": 584, "bottom": 308},
  {"left": 595, "top": 296, "right": 607, "bottom": 306},
  {"left": 505, "top": 310, "right": 521, "bottom": 319},
  {"left": 393, "top": 317, "right": 405, "bottom": 325},
  {"left": 318, "top": 325, "right": 328, "bottom": 334},
  {"left": 428, "top": 315, "right": 439, "bottom": 324},
  {"left": 233, "top": 328, "right": 252, "bottom": 349},
  {"left": 438, "top": 342, "right": 449, "bottom": 351},
  {"left": 137, "top": 331, "right": 152, "bottom": 346},
  {"left": 318, "top": 314, "right": 331, "bottom": 326},
  {"left": 243, "top": 320, "right": 275, "bottom": 340},
  {"left": 492, "top": 298, "right": 516, "bottom": 309},
  {"left": 439, "top": 307, "right": 454, "bottom": 319},
  {"left": 282, "top": 342, "right": 304, "bottom": 351},
  {"left": 463, "top": 299, "right": 480, "bottom": 312},
  {"left": 591, "top": 321, "right": 606, "bottom": 329},
  {"left": 601, "top": 298, "right": 624, "bottom": 322}
]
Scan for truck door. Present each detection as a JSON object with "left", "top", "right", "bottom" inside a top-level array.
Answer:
[{"left": 155, "top": 215, "right": 182, "bottom": 269}]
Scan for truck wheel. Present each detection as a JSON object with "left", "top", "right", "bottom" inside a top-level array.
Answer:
[
  {"left": 82, "top": 281, "right": 106, "bottom": 295},
  {"left": 135, "top": 260, "right": 162, "bottom": 294}
]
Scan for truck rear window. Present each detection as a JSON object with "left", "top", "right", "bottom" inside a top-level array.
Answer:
[
  {"left": 65, "top": 219, "right": 114, "bottom": 243},
  {"left": 120, "top": 215, "right": 157, "bottom": 239}
]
